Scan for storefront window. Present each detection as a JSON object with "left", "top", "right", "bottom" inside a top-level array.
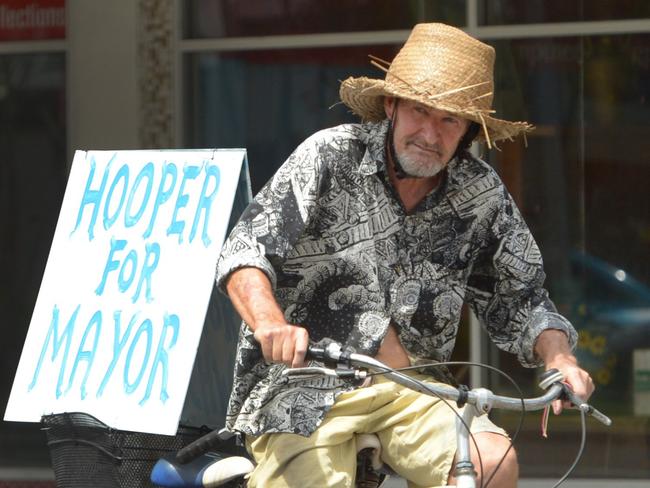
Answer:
[
  {"left": 0, "top": 52, "right": 67, "bottom": 467},
  {"left": 182, "top": 3, "right": 650, "bottom": 482},
  {"left": 486, "top": 33, "right": 650, "bottom": 478},
  {"left": 479, "top": 0, "right": 650, "bottom": 25},
  {"left": 184, "top": 45, "right": 401, "bottom": 192},
  {"left": 184, "top": 0, "right": 465, "bottom": 38}
]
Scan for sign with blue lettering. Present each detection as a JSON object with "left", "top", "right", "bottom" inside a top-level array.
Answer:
[{"left": 4, "top": 149, "right": 250, "bottom": 435}]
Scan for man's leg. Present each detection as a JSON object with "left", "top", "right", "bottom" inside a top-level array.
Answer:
[
  {"left": 447, "top": 431, "right": 518, "bottom": 488},
  {"left": 246, "top": 431, "right": 358, "bottom": 488},
  {"left": 243, "top": 378, "right": 408, "bottom": 487},
  {"left": 364, "top": 376, "right": 515, "bottom": 487}
]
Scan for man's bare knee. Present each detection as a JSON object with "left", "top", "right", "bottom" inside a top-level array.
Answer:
[
  {"left": 448, "top": 432, "right": 518, "bottom": 487},
  {"left": 475, "top": 433, "right": 518, "bottom": 487}
]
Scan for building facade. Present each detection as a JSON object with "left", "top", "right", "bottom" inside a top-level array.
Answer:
[{"left": 1, "top": 0, "right": 649, "bottom": 485}]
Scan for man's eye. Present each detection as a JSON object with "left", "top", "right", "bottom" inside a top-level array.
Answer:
[
  {"left": 414, "top": 106, "right": 428, "bottom": 115},
  {"left": 444, "top": 117, "right": 459, "bottom": 124}
]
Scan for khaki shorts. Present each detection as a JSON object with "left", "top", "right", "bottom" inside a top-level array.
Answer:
[{"left": 245, "top": 375, "right": 508, "bottom": 488}]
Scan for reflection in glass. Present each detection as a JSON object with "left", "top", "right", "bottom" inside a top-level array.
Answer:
[
  {"left": 184, "top": 45, "right": 401, "bottom": 192},
  {"left": 184, "top": 0, "right": 465, "bottom": 38},
  {"left": 0, "top": 53, "right": 67, "bottom": 467},
  {"left": 182, "top": 4, "right": 650, "bottom": 478},
  {"left": 486, "top": 34, "right": 650, "bottom": 478},
  {"left": 479, "top": 0, "right": 650, "bottom": 25}
]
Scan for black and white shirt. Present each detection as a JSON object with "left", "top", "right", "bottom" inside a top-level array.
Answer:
[{"left": 216, "top": 119, "right": 577, "bottom": 437}]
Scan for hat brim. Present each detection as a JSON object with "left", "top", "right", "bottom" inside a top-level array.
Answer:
[{"left": 339, "top": 76, "right": 533, "bottom": 143}]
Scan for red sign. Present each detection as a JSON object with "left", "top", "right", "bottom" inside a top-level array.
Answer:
[{"left": 0, "top": 0, "right": 65, "bottom": 41}]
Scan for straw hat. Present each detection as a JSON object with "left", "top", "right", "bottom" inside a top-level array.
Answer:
[{"left": 339, "top": 23, "right": 533, "bottom": 147}]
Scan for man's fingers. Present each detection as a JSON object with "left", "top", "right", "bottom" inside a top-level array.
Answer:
[
  {"left": 253, "top": 328, "right": 273, "bottom": 361},
  {"left": 554, "top": 370, "right": 596, "bottom": 416},
  {"left": 545, "top": 359, "right": 595, "bottom": 417},
  {"left": 564, "top": 370, "right": 595, "bottom": 402},
  {"left": 272, "top": 332, "right": 285, "bottom": 363},
  {"left": 581, "top": 373, "right": 595, "bottom": 399},
  {"left": 282, "top": 335, "right": 295, "bottom": 365},
  {"left": 253, "top": 324, "right": 309, "bottom": 366},
  {"left": 253, "top": 326, "right": 283, "bottom": 363},
  {"left": 292, "top": 329, "right": 309, "bottom": 368}
]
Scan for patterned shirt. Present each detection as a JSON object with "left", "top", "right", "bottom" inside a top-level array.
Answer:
[{"left": 216, "top": 119, "right": 577, "bottom": 437}]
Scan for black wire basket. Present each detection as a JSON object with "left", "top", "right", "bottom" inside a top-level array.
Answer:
[{"left": 41, "top": 412, "right": 206, "bottom": 488}]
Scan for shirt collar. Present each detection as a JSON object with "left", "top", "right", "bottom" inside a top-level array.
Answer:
[{"left": 358, "top": 119, "right": 390, "bottom": 176}]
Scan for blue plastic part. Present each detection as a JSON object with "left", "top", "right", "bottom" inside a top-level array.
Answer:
[{"left": 151, "top": 451, "right": 228, "bottom": 487}]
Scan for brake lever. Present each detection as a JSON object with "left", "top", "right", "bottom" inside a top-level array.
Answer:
[
  {"left": 283, "top": 366, "right": 368, "bottom": 381},
  {"left": 283, "top": 367, "right": 339, "bottom": 377}
]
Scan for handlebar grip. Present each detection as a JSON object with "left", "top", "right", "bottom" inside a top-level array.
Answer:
[
  {"left": 306, "top": 343, "right": 344, "bottom": 363},
  {"left": 306, "top": 345, "right": 326, "bottom": 360},
  {"left": 175, "top": 429, "right": 224, "bottom": 464}
]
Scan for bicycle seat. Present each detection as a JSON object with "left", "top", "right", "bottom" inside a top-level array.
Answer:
[
  {"left": 151, "top": 433, "right": 390, "bottom": 487},
  {"left": 151, "top": 450, "right": 254, "bottom": 487}
]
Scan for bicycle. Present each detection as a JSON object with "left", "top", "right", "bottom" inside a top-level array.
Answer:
[{"left": 151, "top": 341, "right": 612, "bottom": 488}]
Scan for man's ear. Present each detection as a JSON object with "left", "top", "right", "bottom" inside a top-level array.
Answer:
[{"left": 383, "top": 96, "right": 395, "bottom": 119}]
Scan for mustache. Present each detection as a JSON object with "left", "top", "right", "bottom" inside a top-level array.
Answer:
[{"left": 405, "top": 139, "right": 442, "bottom": 154}]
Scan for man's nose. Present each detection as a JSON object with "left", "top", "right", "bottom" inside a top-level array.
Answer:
[{"left": 421, "top": 118, "right": 441, "bottom": 144}]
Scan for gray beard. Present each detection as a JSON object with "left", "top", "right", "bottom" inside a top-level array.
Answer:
[{"left": 396, "top": 152, "right": 447, "bottom": 178}]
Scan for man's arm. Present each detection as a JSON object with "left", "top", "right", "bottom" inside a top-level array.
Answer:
[
  {"left": 464, "top": 180, "right": 592, "bottom": 413},
  {"left": 534, "top": 329, "right": 594, "bottom": 414},
  {"left": 225, "top": 266, "right": 309, "bottom": 368}
]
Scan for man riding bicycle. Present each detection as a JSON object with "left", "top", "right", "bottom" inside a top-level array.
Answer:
[{"left": 215, "top": 23, "right": 594, "bottom": 487}]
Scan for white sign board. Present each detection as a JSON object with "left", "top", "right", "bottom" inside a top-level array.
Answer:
[{"left": 4, "top": 149, "right": 248, "bottom": 435}]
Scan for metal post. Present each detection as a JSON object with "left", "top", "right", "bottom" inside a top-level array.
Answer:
[{"left": 453, "top": 405, "right": 479, "bottom": 488}]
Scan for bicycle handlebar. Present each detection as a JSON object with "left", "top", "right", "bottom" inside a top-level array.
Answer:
[
  {"left": 301, "top": 343, "right": 612, "bottom": 426},
  {"left": 175, "top": 428, "right": 235, "bottom": 465},
  {"left": 175, "top": 341, "right": 611, "bottom": 465}
]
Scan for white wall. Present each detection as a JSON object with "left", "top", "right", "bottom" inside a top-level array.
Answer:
[{"left": 67, "top": 0, "right": 140, "bottom": 158}]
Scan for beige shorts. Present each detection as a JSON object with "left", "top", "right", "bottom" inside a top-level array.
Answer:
[{"left": 245, "top": 374, "right": 508, "bottom": 488}]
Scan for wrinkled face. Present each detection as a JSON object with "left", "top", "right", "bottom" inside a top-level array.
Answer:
[{"left": 384, "top": 98, "right": 470, "bottom": 178}]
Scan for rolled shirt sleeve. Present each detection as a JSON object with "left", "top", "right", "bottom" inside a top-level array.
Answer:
[{"left": 216, "top": 130, "right": 328, "bottom": 294}]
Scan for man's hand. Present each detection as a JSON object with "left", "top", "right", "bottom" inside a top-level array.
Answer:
[
  {"left": 254, "top": 323, "right": 309, "bottom": 368},
  {"left": 534, "top": 329, "right": 595, "bottom": 415},
  {"left": 545, "top": 353, "right": 594, "bottom": 415}
]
